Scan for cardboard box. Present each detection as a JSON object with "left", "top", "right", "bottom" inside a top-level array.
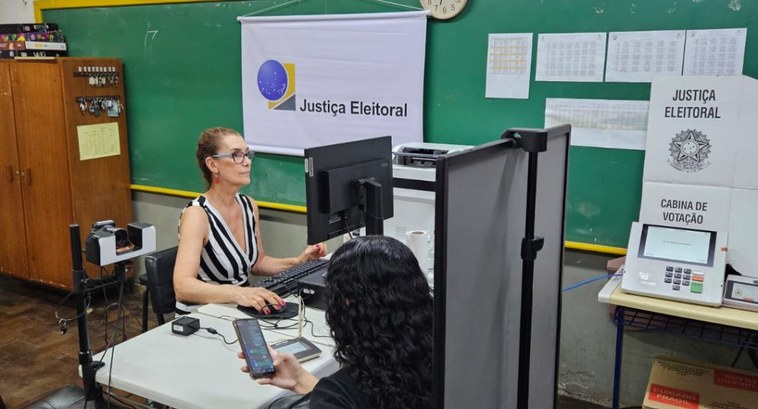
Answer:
[{"left": 643, "top": 356, "right": 758, "bottom": 409}]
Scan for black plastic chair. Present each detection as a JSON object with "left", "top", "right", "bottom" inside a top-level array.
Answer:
[{"left": 143, "top": 246, "right": 178, "bottom": 328}]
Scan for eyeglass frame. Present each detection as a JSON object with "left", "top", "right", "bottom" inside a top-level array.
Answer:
[{"left": 211, "top": 150, "right": 255, "bottom": 164}]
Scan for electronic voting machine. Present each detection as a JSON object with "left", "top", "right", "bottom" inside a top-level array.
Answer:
[{"left": 621, "top": 222, "right": 728, "bottom": 306}]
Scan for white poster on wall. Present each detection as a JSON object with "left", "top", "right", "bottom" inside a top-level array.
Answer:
[
  {"left": 683, "top": 28, "right": 747, "bottom": 76},
  {"left": 639, "top": 181, "right": 732, "bottom": 232},
  {"left": 642, "top": 75, "right": 748, "bottom": 187},
  {"left": 545, "top": 98, "right": 649, "bottom": 150},
  {"left": 535, "top": 32, "right": 607, "bottom": 82},
  {"left": 485, "top": 33, "right": 533, "bottom": 99},
  {"left": 239, "top": 12, "right": 427, "bottom": 156},
  {"left": 639, "top": 74, "right": 758, "bottom": 274},
  {"left": 605, "top": 30, "right": 685, "bottom": 83}
]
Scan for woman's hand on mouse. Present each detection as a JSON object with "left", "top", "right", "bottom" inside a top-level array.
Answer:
[{"left": 232, "top": 286, "right": 284, "bottom": 313}]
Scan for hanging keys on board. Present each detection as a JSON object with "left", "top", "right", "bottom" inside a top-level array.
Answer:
[
  {"left": 74, "top": 96, "right": 123, "bottom": 118},
  {"left": 75, "top": 65, "right": 121, "bottom": 88}
]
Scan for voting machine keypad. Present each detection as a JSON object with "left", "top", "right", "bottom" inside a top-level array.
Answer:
[
  {"left": 664, "top": 265, "right": 703, "bottom": 294},
  {"left": 621, "top": 222, "right": 727, "bottom": 306}
]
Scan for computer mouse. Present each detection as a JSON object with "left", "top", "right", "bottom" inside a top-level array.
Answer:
[{"left": 237, "top": 301, "right": 299, "bottom": 320}]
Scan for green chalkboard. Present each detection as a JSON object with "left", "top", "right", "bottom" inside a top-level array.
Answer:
[{"left": 44, "top": 0, "right": 758, "bottom": 248}]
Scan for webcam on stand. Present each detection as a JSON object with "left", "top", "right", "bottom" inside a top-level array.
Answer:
[{"left": 85, "top": 220, "right": 156, "bottom": 266}]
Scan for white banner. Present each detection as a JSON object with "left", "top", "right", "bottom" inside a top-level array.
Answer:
[{"left": 240, "top": 12, "right": 427, "bottom": 156}]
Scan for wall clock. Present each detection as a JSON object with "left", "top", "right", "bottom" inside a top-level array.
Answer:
[{"left": 420, "top": 0, "right": 468, "bottom": 20}]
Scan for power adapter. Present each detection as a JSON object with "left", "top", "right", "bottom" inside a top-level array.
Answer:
[{"left": 172, "top": 316, "right": 200, "bottom": 336}]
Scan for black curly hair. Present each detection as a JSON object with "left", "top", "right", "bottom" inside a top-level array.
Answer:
[{"left": 325, "top": 236, "right": 434, "bottom": 409}]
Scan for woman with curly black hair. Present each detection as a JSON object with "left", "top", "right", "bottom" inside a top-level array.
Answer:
[{"left": 241, "top": 235, "right": 434, "bottom": 409}]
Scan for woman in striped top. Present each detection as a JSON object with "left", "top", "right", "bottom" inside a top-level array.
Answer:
[{"left": 173, "top": 127, "right": 326, "bottom": 314}]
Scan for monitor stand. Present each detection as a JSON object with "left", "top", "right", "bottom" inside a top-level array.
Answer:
[{"left": 357, "top": 178, "right": 384, "bottom": 235}]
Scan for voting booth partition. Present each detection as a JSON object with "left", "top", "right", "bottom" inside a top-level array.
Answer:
[
  {"left": 626, "top": 75, "right": 758, "bottom": 306},
  {"left": 432, "top": 127, "right": 570, "bottom": 408}
]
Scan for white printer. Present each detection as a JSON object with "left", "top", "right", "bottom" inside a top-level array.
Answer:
[{"left": 385, "top": 142, "right": 472, "bottom": 276}]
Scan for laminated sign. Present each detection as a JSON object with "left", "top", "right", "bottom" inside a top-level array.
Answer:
[{"left": 639, "top": 75, "right": 758, "bottom": 274}]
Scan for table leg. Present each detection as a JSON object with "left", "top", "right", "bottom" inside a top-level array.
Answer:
[{"left": 612, "top": 306, "right": 624, "bottom": 409}]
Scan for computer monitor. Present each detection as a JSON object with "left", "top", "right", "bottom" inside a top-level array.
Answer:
[{"left": 304, "top": 136, "right": 394, "bottom": 244}]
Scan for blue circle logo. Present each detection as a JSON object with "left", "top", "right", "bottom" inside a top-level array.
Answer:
[{"left": 257, "top": 60, "right": 288, "bottom": 101}]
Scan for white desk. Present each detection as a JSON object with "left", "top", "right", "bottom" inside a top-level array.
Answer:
[{"left": 88, "top": 304, "right": 337, "bottom": 409}]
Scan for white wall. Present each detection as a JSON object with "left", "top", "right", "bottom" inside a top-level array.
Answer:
[{"left": 0, "top": 0, "right": 35, "bottom": 24}]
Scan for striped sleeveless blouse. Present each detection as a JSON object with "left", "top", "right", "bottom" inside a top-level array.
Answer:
[{"left": 180, "top": 194, "right": 259, "bottom": 286}]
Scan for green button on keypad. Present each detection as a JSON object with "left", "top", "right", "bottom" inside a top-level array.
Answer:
[{"left": 690, "top": 282, "right": 703, "bottom": 294}]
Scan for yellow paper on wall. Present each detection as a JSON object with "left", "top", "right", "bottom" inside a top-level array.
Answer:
[{"left": 77, "top": 122, "right": 120, "bottom": 160}]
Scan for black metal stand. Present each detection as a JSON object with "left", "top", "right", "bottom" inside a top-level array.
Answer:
[
  {"left": 70, "top": 224, "right": 106, "bottom": 408},
  {"left": 357, "top": 178, "right": 384, "bottom": 236},
  {"left": 502, "top": 126, "right": 568, "bottom": 409},
  {"left": 69, "top": 224, "right": 130, "bottom": 409}
]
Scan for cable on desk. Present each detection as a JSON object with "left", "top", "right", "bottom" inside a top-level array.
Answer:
[
  {"left": 255, "top": 301, "right": 301, "bottom": 330},
  {"left": 303, "top": 318, "right": 332, "bottom": 340},
  {"left": 290, "top": 291, "right": 332, "bottom": 340},
  {"left": 298, "top": 294, "right": 306, "bottom": 338},
  {"left": 199, "top": 327, "right": 237, "bottom": 345},
  {"left": 293, "top": 294, "right": 328, "bottom": 340},
  {"left": 562, "top": 273, "right": 621, "bottom": 292},
  {"left": 259, "top": 319, "right": 300, "bottom": 330},
  {"left": 256, "top": 294, "right": 307, "bottom": 333}
]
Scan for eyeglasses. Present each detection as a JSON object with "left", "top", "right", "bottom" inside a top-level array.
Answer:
[{"left": 211, "top": 150, "right": 255, "bottom": 164}]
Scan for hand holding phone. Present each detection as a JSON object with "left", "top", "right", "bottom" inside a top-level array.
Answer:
[{"left": 233, "top": 318, "right": 276, "bottom": 379}]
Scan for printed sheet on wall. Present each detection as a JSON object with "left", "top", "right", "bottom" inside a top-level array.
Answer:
[{"left": 239, "top": 12, "right": 428, "bottom": 156}]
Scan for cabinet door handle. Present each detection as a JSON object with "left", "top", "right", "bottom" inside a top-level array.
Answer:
[
  {"left": 25, "top": 168, "right": 31, "bottom": 186},
  {"left": 6, "top": 166, "right": 12, "bottom": 183}
]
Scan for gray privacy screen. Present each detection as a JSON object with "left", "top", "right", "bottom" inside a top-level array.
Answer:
[{"left": 433, "top": 132, "right": 568, "bottom": 408}]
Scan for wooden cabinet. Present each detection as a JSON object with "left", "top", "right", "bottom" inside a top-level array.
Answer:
[{"left": 0, "top": 58, "right": 133, "bottom": 290}]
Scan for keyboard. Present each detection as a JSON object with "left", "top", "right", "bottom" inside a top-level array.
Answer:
[{"left": 258, "top": 258, "right": 328, "bottom": 296}]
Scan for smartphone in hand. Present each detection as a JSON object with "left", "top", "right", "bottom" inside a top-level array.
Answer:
[{"left": 233, "top": 318, "right": 276, "bottom": 379}]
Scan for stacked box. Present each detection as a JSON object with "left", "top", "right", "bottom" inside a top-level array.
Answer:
[{"left": 0, "top": 23, "right": 67, "bottom": 58}]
